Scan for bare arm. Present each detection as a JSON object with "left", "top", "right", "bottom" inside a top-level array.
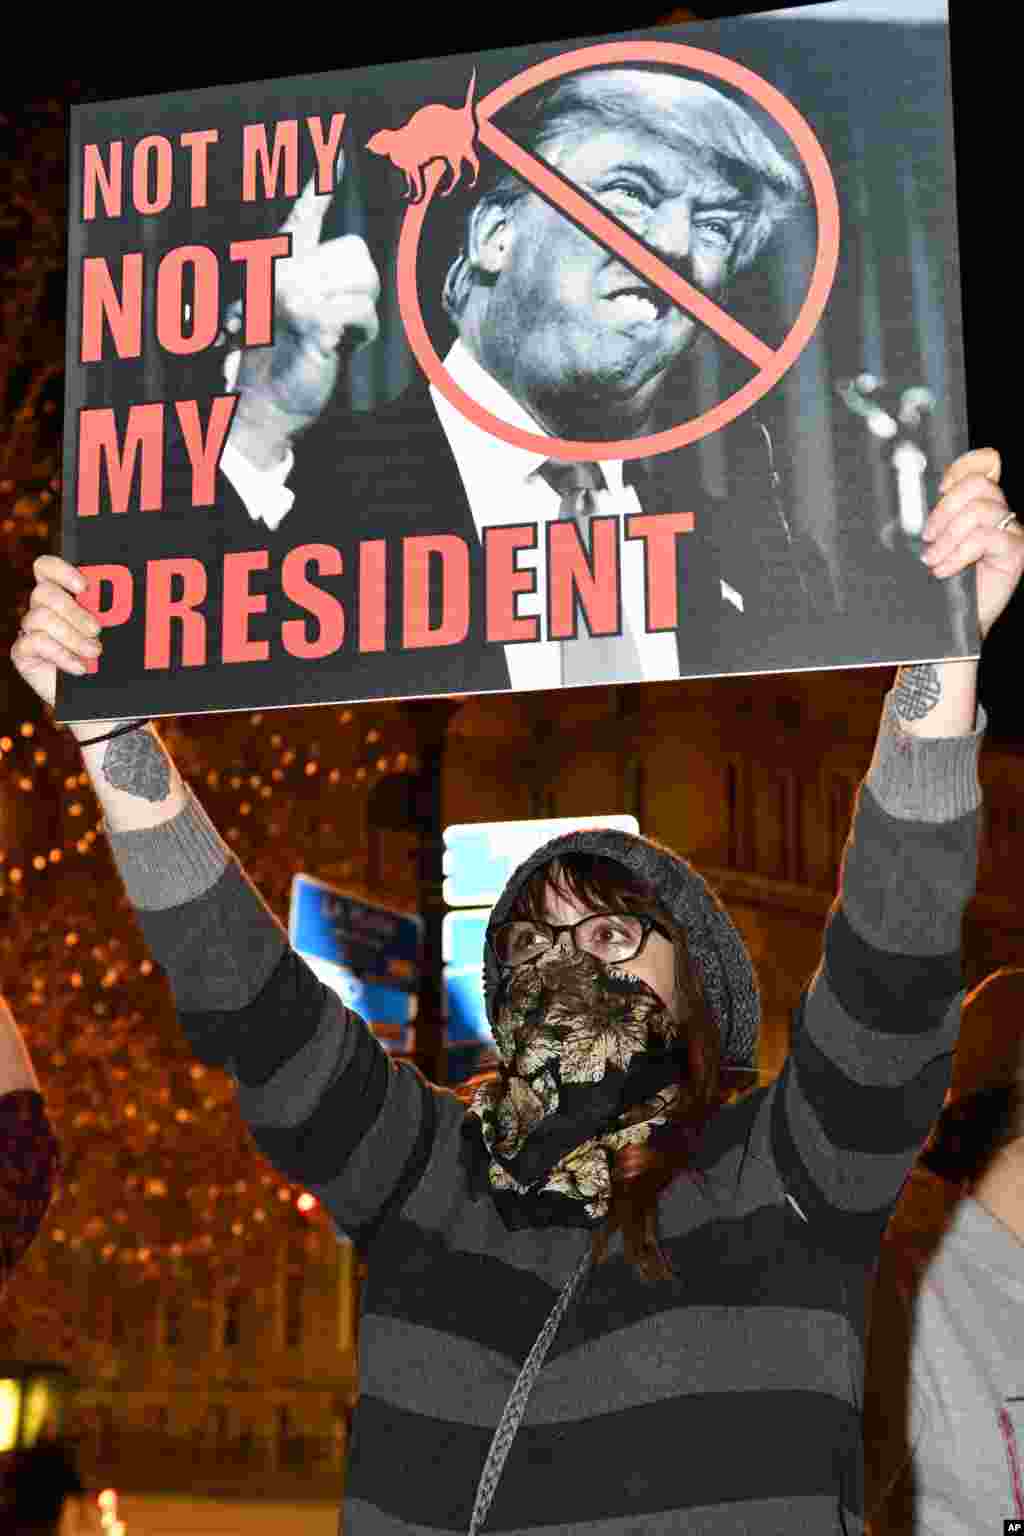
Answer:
[
  {"left": 9, "top": 555, "right": 184, "bottom": 832},
  {"left": 74, "top": 723, "right": 185, "bottom": 834},
  {"left": 891, "top": 447, "right": 1021, "bottom": 741},
  {"left": 765, "top": 448, "right": 1020, "bottom": 1258},
  {"left": 9, "top": 570, "right": 446, "bottom": 1247}
]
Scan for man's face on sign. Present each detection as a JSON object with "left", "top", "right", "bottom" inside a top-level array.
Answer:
[{"left": 470, "top": 76, "right": 758, "bottom": 438}]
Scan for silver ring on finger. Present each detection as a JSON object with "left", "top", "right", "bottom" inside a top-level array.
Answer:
[{"left": 996, "top": 511, "right": 1019, "bottom": 533}]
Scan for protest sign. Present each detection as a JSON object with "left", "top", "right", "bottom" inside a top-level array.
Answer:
[{"left": 58, "top": 0, "right": 971, "bottom": 722}]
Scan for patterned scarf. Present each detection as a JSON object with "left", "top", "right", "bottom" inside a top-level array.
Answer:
[{"left": 466, "top": 950, "right": 687, "bottom": 1228}]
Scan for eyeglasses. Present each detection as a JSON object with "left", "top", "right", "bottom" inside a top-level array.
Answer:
[{"left": 491, "top": 912, "right": 672, "bottom": 970}]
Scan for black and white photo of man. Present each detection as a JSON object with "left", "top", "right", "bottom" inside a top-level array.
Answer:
[{"left": 216, "top": 63, "right": 815, "bottom": 697}]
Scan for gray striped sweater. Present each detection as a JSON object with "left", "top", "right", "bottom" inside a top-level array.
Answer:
[{"left": 109, "top": 702, "right": 981, "bottom": 1535}]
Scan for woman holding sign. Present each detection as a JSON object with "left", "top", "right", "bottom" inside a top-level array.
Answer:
[{"left": 11, "top": 449, "right": 1023, "bottom": 1534}]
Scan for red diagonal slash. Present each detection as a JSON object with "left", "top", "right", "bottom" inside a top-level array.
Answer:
[
  {"left": 396, "top": 39, "right": 839, "bottom": 461},
  {"left": 477, "top": 118, "right": 776, "bottom": 371}
]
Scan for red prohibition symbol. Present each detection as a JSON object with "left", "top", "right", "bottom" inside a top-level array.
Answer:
[{"left": 395, "top": 39, "right": 841, "bottom": 463}]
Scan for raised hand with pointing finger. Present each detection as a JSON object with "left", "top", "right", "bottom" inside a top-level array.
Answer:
[{"left": 226, "top": 151, "right": 381, "bottom": 471}]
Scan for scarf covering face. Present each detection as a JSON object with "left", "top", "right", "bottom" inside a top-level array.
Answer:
[{"left": 466, "top": 948, "right": 688, "bottom": 1228}]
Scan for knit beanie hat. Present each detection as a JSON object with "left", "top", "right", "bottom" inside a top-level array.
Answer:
[{"left": 483, "top": 827, "right": 760, "bottom": 1073}]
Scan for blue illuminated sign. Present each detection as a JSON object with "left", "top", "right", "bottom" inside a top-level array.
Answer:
[
  {"left": 290, "top": 875, "right": 422, "bottom": 987},
  {"left": 290, "top": 875, "right": 422, "bottom": 1053},
  {"left": 443, "top": 815, "right": 639, "bottom": 908}
]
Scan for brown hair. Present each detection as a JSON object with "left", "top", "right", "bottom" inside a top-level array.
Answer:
[
  {"left": 922, "top": 967, "right": 1024, "bottom": 1184},
  {"left": 459, "top": 853, "right": 725, "bottom": 1282},
  {"left": 921, "top": 1083, "right": 1024, "bottom": 1185}
]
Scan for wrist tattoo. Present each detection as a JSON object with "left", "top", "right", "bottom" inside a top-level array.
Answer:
[
  {"left": 893, "top": 663, "right": 942, "bottom": 721},
  {"left": 102, "top": 729, "right": 172, "bottom": 803}
]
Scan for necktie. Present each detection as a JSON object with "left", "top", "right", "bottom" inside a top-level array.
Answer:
[{"left": 536, "top": 460, "right": 645, "bottom": 686}]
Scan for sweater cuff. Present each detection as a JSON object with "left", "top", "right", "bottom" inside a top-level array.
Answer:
[
  {"left": 867, "top": 694, "right": 985, "bottom": 824},
  {"left": 107, "top": 789, "right": 231, "bottom": 912}
]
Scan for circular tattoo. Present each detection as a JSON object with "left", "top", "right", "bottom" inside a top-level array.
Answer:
[
  {"left": 893, "top": 663, "right": 942, "bottom": 722},
  {"left": 102, "top": 730, "right": 172, "bottom": 803}
]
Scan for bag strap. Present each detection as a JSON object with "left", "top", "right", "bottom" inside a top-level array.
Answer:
[{"left": 468, "top": 1246, "right": 592, "bottom": 1535}]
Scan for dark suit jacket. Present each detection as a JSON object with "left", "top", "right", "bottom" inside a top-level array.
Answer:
[{"left": 63, "top": 380, "right": 820, "bottom": 720}]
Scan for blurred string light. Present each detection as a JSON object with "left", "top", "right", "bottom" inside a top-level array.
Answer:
[
  {"left": 0, "top": 692, "right": 419, "bottom": 1328},
  {"left": 0, "top": 708, "right": 421, "bottom": 899}
]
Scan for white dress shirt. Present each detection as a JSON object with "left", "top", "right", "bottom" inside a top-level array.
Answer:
[
  {"left": 220, "top": 341, "right": 715, "bottom": 691},
  {"left": 429, "top": 342, "right": 683, "bottom": 691},
  {"left": 220, "top": 439, "right": 296, "bottom": 532}
]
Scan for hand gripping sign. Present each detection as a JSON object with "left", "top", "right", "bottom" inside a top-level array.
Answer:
[{"left": 395, "top": 39, "right": 841, "bottom": 462}]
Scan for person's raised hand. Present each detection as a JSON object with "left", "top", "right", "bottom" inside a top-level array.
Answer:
[
  {"left": 922, "top": 448, "right": 1022, "bottom": 639},
  {"left": 228, "top": 152, "right": 381, "bottom": 460},
  {"left": 10, "top": 555, "right": 100, "bottom": 709}
]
